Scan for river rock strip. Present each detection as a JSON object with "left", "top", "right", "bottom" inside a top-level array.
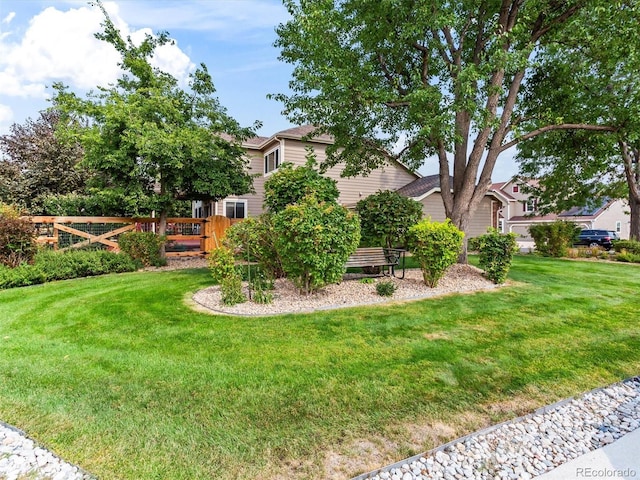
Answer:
[{"left": 355, "top": 376, "right": 640, "bottom": 480}]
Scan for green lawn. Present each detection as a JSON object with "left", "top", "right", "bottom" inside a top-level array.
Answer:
[{"left": 1, "top": 256, "right": 639, "bottom": 479}]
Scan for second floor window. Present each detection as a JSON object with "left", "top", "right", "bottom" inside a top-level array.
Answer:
[
  {"left": 524, "top": 199, "right": 536, "bottom": 213},
  {"left": 264, "top": 148, "right": 280, "bottom": 174}
]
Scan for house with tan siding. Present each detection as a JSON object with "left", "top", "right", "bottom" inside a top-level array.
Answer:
[
  {"left": 396, "top": 174, "right": 501, "bottom": 238},
  {"left": 490, "top": 178, "right": 631, "bottom": 244},
  {"left": 192, "top": 125, "right": 419, "bottom": 219}
]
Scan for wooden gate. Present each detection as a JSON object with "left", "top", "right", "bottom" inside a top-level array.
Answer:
[{"left": 27, "top": 215, "right": 240, "bottom": 257}]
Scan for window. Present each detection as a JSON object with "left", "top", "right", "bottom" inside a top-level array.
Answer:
[
  {"left": 264, "top": 148, "right": 280, "bottom": 174},
  {"left": 224, "top": 200, "right": 247, "bottom": 219},
  {"left": 616, "top": 221, "right": 622, "bottom": 233},
  {"left": 512, "top": 185, "right": 519, "bottom": 193},
  {"left": 498, "top": 219, "right": 504, "bottom": 232},
  {"left": 524, "top": 199, "right": 536, "bottom": 213}
]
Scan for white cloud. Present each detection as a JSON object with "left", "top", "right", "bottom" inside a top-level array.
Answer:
[
  {"left": 2, "top": 12, "right": 16, "bottom": 24},
  {"left": 0, "top": 2, "right": 195, "bottom": 101},
  {"left": 116, "top": 0, "right": 288, "bottom": 38},
  {"left": 0, "top": 104, "right": 13, "bottom": 123}
]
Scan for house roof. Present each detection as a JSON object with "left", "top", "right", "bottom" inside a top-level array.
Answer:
[
  {"left": 396, "top": 174, "right": 453, "bottom": 198},
  {"left": 558, "top": 198, "right": 616, "bottom": 219},
  {"left": 243, "top": 125, "right": 334, "bottom": 150}
]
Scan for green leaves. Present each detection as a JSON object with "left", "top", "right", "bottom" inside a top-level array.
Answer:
[
  {"left": 355, "top": 190, "right": 422, "bottom": 248},
  {"left": 273, "top": 196, "right": 360, "bottom": 295},
  {"left": 406, "top": 218, "right": 464, "bottom": 287},
  {"left": 51, "top": 0, "right": 256, "bottom": 223}
]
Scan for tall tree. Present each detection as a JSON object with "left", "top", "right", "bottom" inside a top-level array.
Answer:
[
  {"left": 0, "top": 110, "right": 87, "bottom": 211},
  {"left": 53, "top": 1, "right": 258, "bottom": 255},
  {"left": 272, "top": 0, "right": 612, "bottom": 260},
  {"left": 516, "top": 1, "right": 640, "bottom": 239}
]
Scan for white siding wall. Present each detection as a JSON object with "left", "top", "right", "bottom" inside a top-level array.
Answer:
[{"left": 592, "top": 200, "right": 630, "bottom": 239}]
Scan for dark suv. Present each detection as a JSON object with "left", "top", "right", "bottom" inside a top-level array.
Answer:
[{"left": 575, "top": 229, "right": 619, "bottom": 250}]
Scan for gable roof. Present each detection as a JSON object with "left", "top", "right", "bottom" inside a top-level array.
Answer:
[
  {"left": 396, "top": 174, "right": 452, "bottom": 198},
  {"left": 243, "top": 125, "right": 334, "bottom": 150}
]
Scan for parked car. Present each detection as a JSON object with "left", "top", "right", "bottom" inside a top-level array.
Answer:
[{"left": 575, "top": 229, "right": 619, "bottom": 250}]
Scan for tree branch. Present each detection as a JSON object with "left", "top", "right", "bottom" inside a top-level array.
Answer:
[{"left": 500, "top": 123, "right": 617, "bottom": 152}]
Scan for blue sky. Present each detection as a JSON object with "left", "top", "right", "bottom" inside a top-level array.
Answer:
[
  {"left": 0, "top": 0, "right": 519, "bottom": 179},
  {"left": 0, "top": 0, "right": 295, "bottom": 138}
]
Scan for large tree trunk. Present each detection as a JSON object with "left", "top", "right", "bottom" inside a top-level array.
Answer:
[
  {"left": 629, "top": 197, "right": 640, "bottom": 241},
  {"left": 620, "top": 141, "right": 640, "bottom": 241}
]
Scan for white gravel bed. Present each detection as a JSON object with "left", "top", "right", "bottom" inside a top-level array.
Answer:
[
  {"left": 0, "top": 423, "right": 93, "bottom": 480},
  {"left": 191, "top": 264, "right": 500, "bottom": 316},
  {"left": 354, "top": 377, "right": 640, "bottom": 480}
]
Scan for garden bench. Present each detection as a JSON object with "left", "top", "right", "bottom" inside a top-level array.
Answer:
[{"left": 345, "top": 247, "right": 405, "bottom": 278}]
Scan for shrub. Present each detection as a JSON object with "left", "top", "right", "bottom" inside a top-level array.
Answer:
[
  {"left": 476, "top": 229, "right": 518, "bottom": 284},
  {"left": 208, "top": 246, "right": 240, "bottom": 285},
  {"left": 406, "top": 218, "right": 464, "bottom": 287},
  {"left": 528, "top": 221, "right": 580, "bottom": 257},
  {"left": 613, "top": 240, "right": 640, "bottom": 255},
  {"left": 0, "top": 249, "right": 136, "bottom": 289},
  {"left": 220, "top": 276, "right": 246, "bottom": 305},
  {"left": 223, "top": 215, "right": 285, "bottom": 279},
  {"left": 118, "top": 231, "right": 166, "bottom": 267},
  {"left": 263, "top": 151, "right": 339, "bottom": 213},
  {"left": 355, "top": 190, "right": 423, "bottom": 248},
  {"left": 376, "top": 280, "right": 397, "bottom": 297},
  {"left": 273, "top": 196, "right": 360, "bottom": 295},
  {"left": 247, "top": 269, "right": 274, "bottom": 304},
  {"left": 616, "top": 251, "right": 640, "bottom": 263},
  {"left": 0, "top": 205, "right": 38, "bottom": 267},
  {"left": 208, "top": 246, "right": 247, "bottom": 305},
  {"left": 467, "top": 237, "right": 481, "bottom": 252}
]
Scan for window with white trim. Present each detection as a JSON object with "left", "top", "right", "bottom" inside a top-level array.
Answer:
[
  {"left": 524, "top": 199, "right": 536, "bottom": 213},
  {"left": 616, "top": 221, "right": 622, "bottom": 233},
  {"left": 264, "top": 148, "right": 280, "bottom": 174},
  {"left": 224, "top": 200, "right": 247, "bottom": 219},
  {"left": 512, "top": 185, "right": 519, "bottom": 193}
]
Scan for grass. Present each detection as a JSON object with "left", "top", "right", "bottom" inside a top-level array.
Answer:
[{"left": 0, "top": 256, "right": 639, "bottom": 479}]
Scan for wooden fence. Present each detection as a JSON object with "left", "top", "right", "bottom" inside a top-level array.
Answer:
[{"left": 26, "top": 215, "right": 241, "bottom": 257}]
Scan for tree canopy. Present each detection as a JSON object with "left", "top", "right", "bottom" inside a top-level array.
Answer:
[
  {"left": 272, "top": 0, "right": 611, "bottom": 259},
  {"left": 516, "top": 1, "right": 640, "bottom": 239},
  {"left": 0, "top": 110, "right": 87, "bottom": 212},
  {"left": 52, "top": 1, "right": 258, "bottom": 251}
]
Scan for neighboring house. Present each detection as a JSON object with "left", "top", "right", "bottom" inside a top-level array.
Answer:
[
  {"left": 396, "top": 174, "right": 502, "bottom": 238},
  {"left": 192, "top": 125, "right": 419, "bottom": 219},
  {"left": 490, "top": 178, "right": 631, "bottom": 243}
]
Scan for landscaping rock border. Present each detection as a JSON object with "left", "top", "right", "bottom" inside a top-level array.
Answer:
[{"left": 351, "top": 376, "right": 640, "bottom": 480}]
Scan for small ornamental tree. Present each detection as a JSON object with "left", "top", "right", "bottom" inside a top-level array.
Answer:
[
  {"left": 406, "top": 219, "right": 464, "bottom": 287},
  {"left": 356, "top": 190, "right": 423, "bottom": 248},
  {"left": 222, "top": 215, "right": 285, "bottom": 279},
  {"left": 264, "top": 149, "right": 339, "bottom": 213},
  {"left": 273, "top": 195, "right": 360, "bottom": 295},
  {"left": 529, "top": 221, "right": 580, "bottom": 257},
  {"left": 476, "top": 229, "right": 518, "bottom": 284}
]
